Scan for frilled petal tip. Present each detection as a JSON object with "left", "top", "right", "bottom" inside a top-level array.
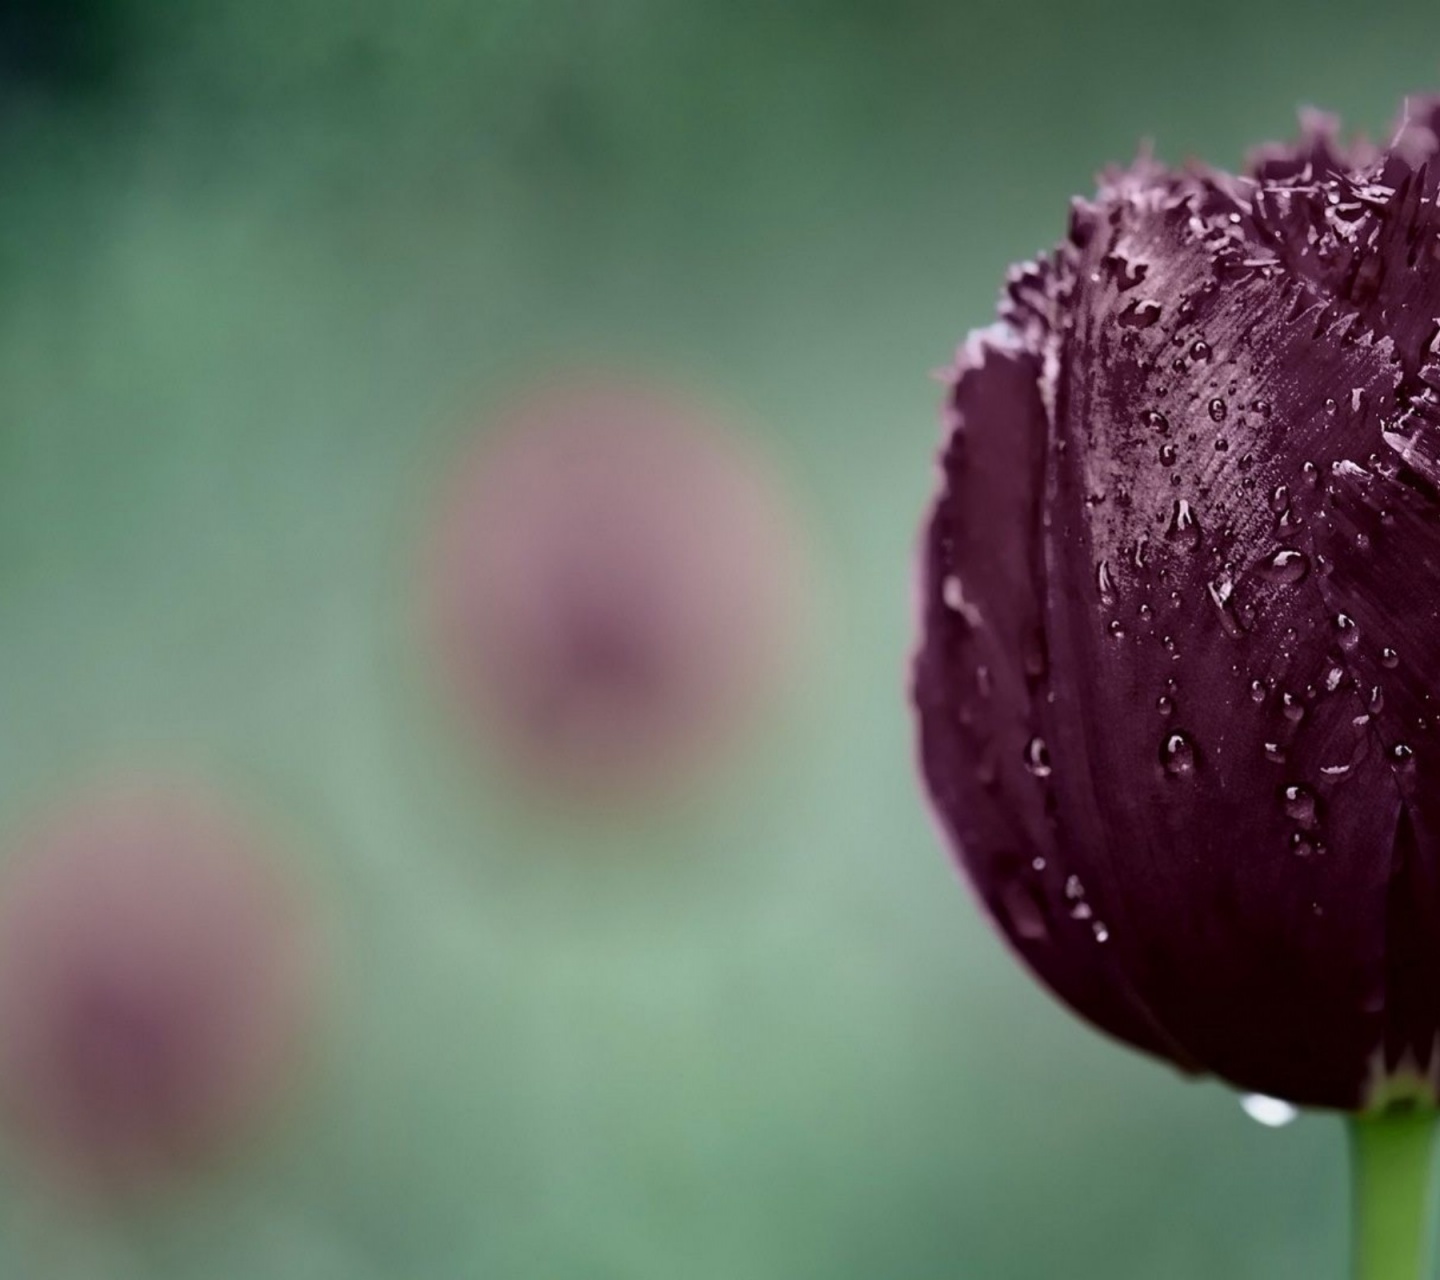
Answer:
[{"left": 916, "top": 94, "right": 1440, "bottom": 1111}]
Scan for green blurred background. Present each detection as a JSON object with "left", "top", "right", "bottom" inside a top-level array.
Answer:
[{"left": 0, "top": 1, "right": 1435, "bottom": 1275}]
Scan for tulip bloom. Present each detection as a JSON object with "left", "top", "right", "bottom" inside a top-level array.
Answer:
[
  {"left": 0, "top": 783, "right": 322, "bottom": 1195},
  {"left": 913, "top": 98, "right": 1440, "bottom": 1114},
  {"left": 427, "top": 377, "right": 806, "bottom": 804}
]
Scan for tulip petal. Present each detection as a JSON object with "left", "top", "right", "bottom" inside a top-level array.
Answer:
[
  {"left": 1309, "top": 431, "right": 1440, "bottom": 1086},
  {"left": 917, "top": 101, "right": 1440, "bottom": 1108},
  {"left": 916, "top": 323, "right": 1183, "bottom": 1064}
]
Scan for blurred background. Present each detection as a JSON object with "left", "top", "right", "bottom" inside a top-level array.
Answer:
[{"left": 0, "top": 1, "right": 1435, "bottom": 1275}]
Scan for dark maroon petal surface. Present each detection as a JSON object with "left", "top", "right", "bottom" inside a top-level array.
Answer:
[{"left": 915, "top": 96, "right": 1440, "bottom": 1109}]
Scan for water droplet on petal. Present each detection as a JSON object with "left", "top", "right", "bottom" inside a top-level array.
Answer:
[
  {"left": 1160, "top": 731, "right": 1198, "bottom": 778},
  {"left": 1381, "top": 647, "right": 1400, "bottom": 669},
  {"left": 1191, "top": 339, "right": 1211, "bottom": 361},
  {"left": 1264, "top": 742, "right": 1286, "bottom": 764},
  {"left": 1241, "top": 1095, "right": 1299, "bottom": 1128},
  {"left": 1156, "top": 694, "right": 1174, "bottom": 717},
  {"left": 1336, "top": 614, "right": 1360, "bottom": 651},
  {"left": 1142, "top": 409, "right": 1170, "bottom": 434},
  {"left": 1159, "top": 443, "right": 1178, "bottom": 466},
  {"left": 1324, "top": 397, "right": 1338, "bottom": 415},
  {"left": 1167, "top": 499, "right": 1201, "bottom": 549},
  {"left": 1259, "top": 548, "right": 1309, "bottom": 585},
  {"left": 1096, "top": 560, "right": 1116, "bottom": 605},
  {"left": 1282, "top": 784, "right": 1320, "bottom": 829},
  {"left": 999, "top": 881, "right": 1048, "bottom": 942},
  {"left": 1269, "top": 485, "right": 1290, "bottom": 515},
  {"left": 1208, "top": 397, "right": 1228, "bottom": 423},
  {"left": 1024, "top": 736, "right": 1053, "bottom": 778},
  {"left": 1118, "top": 299, "right": 1163, "bottom": 329}
]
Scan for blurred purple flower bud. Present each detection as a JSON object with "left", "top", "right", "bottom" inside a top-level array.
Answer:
[
  {"left": 0, "top": 782, "right": 323, "bottom": 1194},
  {"left": 913, "top": 97, "right": 1440, "bottom": 1110},
  {"left": 426, "top": 376, "right": 806, "bottom": 805}
]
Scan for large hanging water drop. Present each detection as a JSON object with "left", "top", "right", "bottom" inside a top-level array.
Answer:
[{"left": 1241, "top": 1094, "right": 1299, "bottom": 1128}]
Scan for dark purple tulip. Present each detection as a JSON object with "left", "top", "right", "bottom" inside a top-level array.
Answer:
[
  {"left": 0, "top": 783, "right": 323, "bottom": 1195},
  {"left": 913, "top": 98, "right": 1440, "bottom": 1110}
]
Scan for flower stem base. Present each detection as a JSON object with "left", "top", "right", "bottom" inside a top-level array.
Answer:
[{"left": 1350, "top": 1106, "right": 1438, "bottom": 1280}]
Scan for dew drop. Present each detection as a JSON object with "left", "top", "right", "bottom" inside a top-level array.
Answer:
[
  {"left": 1024, "top": 736, "right": 1053, "bottom": 778},
  {"left": 1381, "top": 647, "right": 1400, "bottom": 669},
  {"left": 1264, "top": 742, "right": 1287, "bottom": 764},
  {"left": 1118, "top": 299, "right": 1163, "bottom": 329},
  {"left": 1302, "top": 461, "right": 1319, "bottom": 487},
  {"left": 1269, "top": 485, "right": 1291, "bottom": 515},
  {"left": 1242, "top": 1094, "right": 1299, "bottom": 1128},
  {"left": 1208, "top": 397, "right": 1228, "bottom": 423},
  {"left": 942, "top": 575, "right": 983, "bottom": 625},
  {"left": 1191, "top": 339, "right": 1212, "bottom": 361},
  {"left": 1159, "top": 443, "right": 1178, "bottom": 466},
  {"left": 1282, "top": 784, "right": 1319, "bottom": 829},
  {"left": 1282, "top": 692, "right": 1305, "bottom": 724},
  {"left": 1167, "top": 499, "right": 1200, "bottom": 548},
  {"left": 1096, "top": 559, "right": 1116, "bottom": 605},
  {"left": 1022, "top": 632, "right": 1048, "bottom": 680},
  {"left": 1249, "top": 679, "right": 1267, "bottom": 704},
  {"left": 1156, "top": 694, "right": 1174, "bottom": 717},
  {"left": 1336, "top": 614, "right": 1360, "bottom": 651},
  {"left": 1324, "top": 397, "right": 1337, "bottom": 415},
  {"left": 1259, "top": 548, "right": 1309, "bottom": 585},
  {"left": 1160, "top": 731, "right": 1198, "bottom": 777},
  {"left": 1142, "top": 409, "right": 1170, "bottom": 434},
  {"left": 1091, "top": 921, "right": 1111, "bottom": 943},
  {"left": 999, "top": 881, "right": 1048, "bottom": 942}
]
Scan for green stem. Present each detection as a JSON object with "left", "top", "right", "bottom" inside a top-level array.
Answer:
[{"left": 1350, "top": 1107, "right": 1439, "bottom": 1280}]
